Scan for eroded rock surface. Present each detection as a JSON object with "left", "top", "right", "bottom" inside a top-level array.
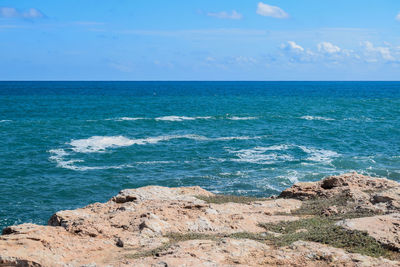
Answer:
[
  {"left": 280, "top": 172, "right": 400, "bottom": 214},
  {"left": 1, "top": 174, "right": 400, "bottom": 266},
  {"left": 337, "top": 213, "right": 400, "bottom": 251}
]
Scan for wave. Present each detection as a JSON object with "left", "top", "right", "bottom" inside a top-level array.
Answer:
[
  {"left": 300, "top": 116, "right": 334, "bottom": 121},
  {"left": 228, "top": 116, "right": 258, "bottom": 121},
  {"left": 228, "top": 144, "right": 339, "bottom": 165},
  {"left": 101, "top": 116, "right": 258, "bottom": 122},
  {"left": 0, "top": 120, "right": 12, "bottom": 123},
  {"left": 298, "top": 146, "right": 339, "bottom": 163},
  {"left": 49, "top": 134, "right": 262, "bottom": 170},
  {"left": 68, "top": 134, "right": 261, "bottom": 154},
  {"left": 276, "top": 171, "right": 300, "bottom": 184},
  {"left": 155, "top": 116, "right": 212, "bottom": 121},
  {"left": 114, "top": 117, "right": 147, "bottom": 121},
  {"left": 228, "top": 147, "right": 294, "bottom": 164},
  {"left": 49, "top": 147, "right": 177, "bottom": 171}
]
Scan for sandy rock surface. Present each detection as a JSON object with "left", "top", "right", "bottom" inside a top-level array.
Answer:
[
  {"left": 337, "top": 213, "right": 400, "bottom": 251},
  {"left": 1, "top": 174, "right": 400, "bottom": 266}
]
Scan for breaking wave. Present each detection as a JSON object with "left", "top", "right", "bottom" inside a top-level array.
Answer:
[
  {"left": 300, "top": 116, "right": 334, "bottom": 121},
  {"left": 228, "top": 144, "right": 339, "bottom": 165},
  {"left": 49, "top": 134, "right": 262, "bottom": 171}
]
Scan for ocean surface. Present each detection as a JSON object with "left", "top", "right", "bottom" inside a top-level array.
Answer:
[{"left": 0, "top": 81, "right": 400, "bottom": 229}]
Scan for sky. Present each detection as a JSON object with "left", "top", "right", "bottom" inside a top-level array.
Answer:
[{"left": 1, "top": 0, "right": 400, "bottom": 81}]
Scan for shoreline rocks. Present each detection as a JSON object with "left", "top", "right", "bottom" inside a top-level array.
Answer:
[{"left": 1, "top": 173, "right": 400, "bottom": 266}]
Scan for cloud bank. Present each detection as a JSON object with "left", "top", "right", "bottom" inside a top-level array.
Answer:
[
  {"left": 318, "top": 42, "right": 341, "bottom": 54},
  {"left": 0, "top": 7, "right": 44, "bottom": 19},
  {"left": 256, "top": 2, "right": 289, "bottom": 19},
  {"left": 207, "top": 10, "right": 242, "bottom": 20}
]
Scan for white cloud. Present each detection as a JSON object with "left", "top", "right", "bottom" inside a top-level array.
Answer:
[
  {"left": 281, "top": 41, "right": 304, "bottom": 53},
  {"left": 207, "top": 10, "right": 242, "bottom": 20},
  {"left": 256, "top": 2, "right": 289, "bottom": 19},
  {"left": 396, "top": 12, "right": 400, "bottom": 21},
  {"left": 317, "top": 42, "right": 341, "bottom": 54},
  {"left": 363, "top": 41, "right": 395, "bottom": 61},
  {"left": 0, "top": 7, "right": 44, "bottom": 19}
]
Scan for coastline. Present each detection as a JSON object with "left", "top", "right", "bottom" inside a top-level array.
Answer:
[{"left": 1, "top": 172, "right": 400, "bottom": 266}]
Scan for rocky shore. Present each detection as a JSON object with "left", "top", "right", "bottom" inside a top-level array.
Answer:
[{"left": 1, "top": 172, "right": 400, "bottom": 266}]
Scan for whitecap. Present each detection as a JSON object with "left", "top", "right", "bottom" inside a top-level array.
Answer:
[
  {"left": 68, "top": 134, "right": 210, "bottom": 153},
  {"left": 155, "top": 116, "right": 211, "bottom": 121},
  {"left": 69, "top": 136, "right": 137, "bottom": 153},
  {"left": 228, "top": 116, "right": 258, "bottom": 121},
  {"left": 298, "top": 146, "right": 339, "bottom": 163},
  {"left": 116, "top": 117, "right": 146, "bottom": 121},
  {"left": 278, "top": 171, "right": 300, "bottom": 184},
  {"left": 263, "top": 144, "right": 291, "bottom": 151},
  {"left": 50, "top": 134, "right": 264, "bottom": 170},
  {"left": 68, "top": 134, "right": 263, "bottom": 154},
  {"left": 300, "top": 116, "right": 334, "bottom": 121},
  {"left": 0, "top": 120, "right": 12, "bottom": 123},
  {"left": 229, "top": 147, "right": 294, "bottom": 164}
]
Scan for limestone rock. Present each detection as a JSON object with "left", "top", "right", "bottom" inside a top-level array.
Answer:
[
  {"left": 337, "top": 213, "right": 400, "bottom": 250},
  {"left": 280, "top": 172, "right": 400, "bottom": 214},
  {"left": 0, "top": 174, "right": 399, "bottom": 266}
]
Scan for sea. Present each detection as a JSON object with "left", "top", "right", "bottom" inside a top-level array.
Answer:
[{"left": 0, "top": 81, "right": 399, "bottom": 230}]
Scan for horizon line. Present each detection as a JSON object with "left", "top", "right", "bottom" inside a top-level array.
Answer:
[{"left": 1, "top": 80, "right": 400, "bottom": 82}]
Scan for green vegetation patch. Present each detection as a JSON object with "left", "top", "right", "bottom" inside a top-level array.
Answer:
[
  {"left": 196, "top": 194, "right": 268, "bottom": 204},
  {"left": 259, "top": 217, "right": 392, "bottom": 258},
  {"left": 291, "top": 194, "right": 383, "bottom": 220}
]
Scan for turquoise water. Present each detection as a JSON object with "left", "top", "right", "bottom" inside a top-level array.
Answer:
[{"left": 0, "top": 81, "right": 400, "bottom": 229}]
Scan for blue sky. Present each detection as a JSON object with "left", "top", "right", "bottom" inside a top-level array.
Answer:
[{"left": 1, "top": 0, "right": 400, "bottom": 80}]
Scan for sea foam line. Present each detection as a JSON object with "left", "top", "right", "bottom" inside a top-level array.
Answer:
[
  {"left": 67, "top": 134, "right": 262, "bottom": 154},
  {"left": 155, "top": 116, "right": 212, "bottom": 121},
  {"left": 300, "top": 116, "right": 334, "bottom": 121},
  {"left": 49, "top": 134, "right": 262, "bottom": 170},
  {"left": 228, "top": 144, "right": 339, "bottom": 165},
  {"left": 97, "top": 115, "right": 259, "bottom": 122},
  {"left": 228, "top": 116, "right": 258, "bottom": 121}
]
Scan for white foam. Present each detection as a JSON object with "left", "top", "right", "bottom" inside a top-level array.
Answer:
[
  {"left": 229, "top": 147, "right": 294, "bottom": 164},
  {"left": 219, "top": 171, "right": 247, "bottom": 177},
  {"left": 69, "top": 134, "right": 208, "bottom": 153},
  {"left": 155, "top": 116, "right": 211, "bottom": 121},
  {"left": 48, "top": 147, "right": 176, "bottom": 171},
  {"left": 69, "top": 136, "right": 137, "bottom": 153},
  {"left": 0, "top": 120, "right": 12, "bottom": 123},
  {"left": 228, "top": 116, "right": 258, "bottom": 120},
  {"left": 69, "top": 134, "right": 264, "bottom": 154},
  {"left": 50, "top": 134, "right": 264, "bottom": 170},
  {"left": 263, "top": 144, "right": 291, "bottom": 151},
  {"left": 300, "top": 116, "right": 334, "bottom": 121},
  {"left": 284, "top": 171, "right": 300, "bottom": 184},
  {"left": 116, "top": 117, "right": 146, "bottom": 121},
  {"left": 298, "top": 146, "right": 339, "bottom": 163}
]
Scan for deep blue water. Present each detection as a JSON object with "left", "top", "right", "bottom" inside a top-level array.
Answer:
[{"left": 0, "top": 81, "right": 399, "bottom": 229}]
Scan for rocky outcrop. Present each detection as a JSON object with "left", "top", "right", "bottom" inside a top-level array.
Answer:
[
  {"left": 280, "top": 172, "right": 400, "bottom": 214},
  {"left": 1, "top": 173, "right": 400, "bottom": 266},
  {"left": 337, "top": 213, "right": 400, "bottom": 251}
]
